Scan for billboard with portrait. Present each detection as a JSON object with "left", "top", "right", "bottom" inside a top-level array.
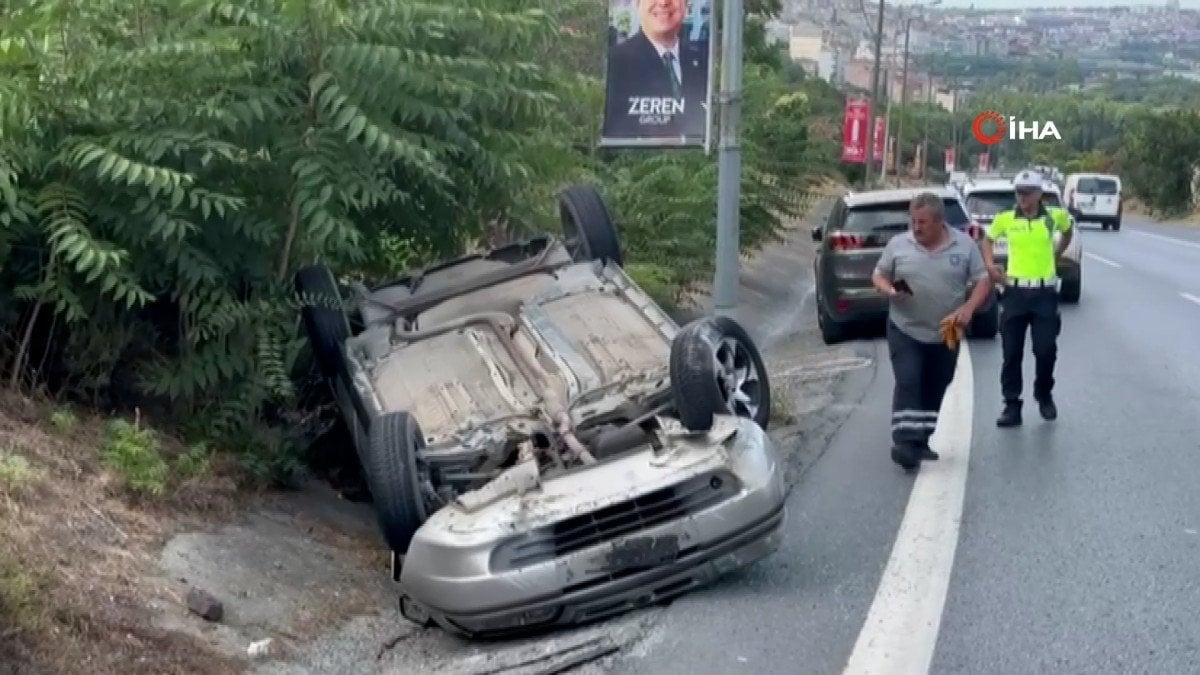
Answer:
[{"left": 600, "top": 0, "right": 715, "bottom": 149}]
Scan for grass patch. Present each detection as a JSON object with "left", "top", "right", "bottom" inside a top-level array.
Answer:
[
  {"left": 0, "top": 549, "right": 42, "bottom": 633},
  {"left": 49, "top": 409, "right": 78, "bottom": 433},
  {"left": 101, "top": 419, "right": 170, "bottom": 497},
  {"left": 0, "top": 451, "right": 39, "bottom": 496}
]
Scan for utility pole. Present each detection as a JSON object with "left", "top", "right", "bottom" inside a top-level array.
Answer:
[
  {"left": 896, "top": 17, "right": 911, "bottom": 183},
  {"left": 921, "top": 70, "right": 932, "bottom": 179},
  {"left": 712, "top": 0, "right": 744, "bottom": 316},
  {"left": 863, "top": 0, "right": 886, "bottom": 188},
  {"left": 883, "top": 63, "right": 893, "bottom": 185}
]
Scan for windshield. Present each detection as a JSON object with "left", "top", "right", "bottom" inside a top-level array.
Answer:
[
  {"left": 1078, "top": 177, "right": 1119, "bottom": 194},
  {"left": 965, "top": 191, "right": 1014, "bottom": 217},
  {"left": 843, "top": 198, "right": 970, "bottom": 232}
]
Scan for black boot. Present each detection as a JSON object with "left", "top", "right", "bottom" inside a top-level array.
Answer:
[
  {"left": 891, "top": 444, "right": 918, "bottom": 472},
  {"left": 1038, "top": 396, "right": 1057, "bottom": 421},
  {"left": 996, "top": 402, "right": 1022, "bottom": 427},
  {"left": 917, "top": 442, "right": 940, "bottom": 461}
]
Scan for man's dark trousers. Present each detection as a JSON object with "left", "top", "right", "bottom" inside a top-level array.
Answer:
[
  {"left": 998, "top": 286, "right": 1060, "bottom": 405},
  {"left": 886, "top": 321, "right": 958, "bottom": 449}
]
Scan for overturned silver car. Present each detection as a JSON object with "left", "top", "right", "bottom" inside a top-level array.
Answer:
[{"left": 295, "top": 185, "right": 786, "bottom": 637}]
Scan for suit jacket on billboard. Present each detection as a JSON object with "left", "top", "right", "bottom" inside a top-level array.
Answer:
[{"left": 603, "top": 30, "right": 710, "bottom": 142}]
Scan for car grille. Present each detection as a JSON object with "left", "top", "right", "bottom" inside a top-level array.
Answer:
[{"left": 489, "top": 470, "right": 740, "bottom": 572}]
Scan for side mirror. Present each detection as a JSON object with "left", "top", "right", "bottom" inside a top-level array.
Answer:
[{"left": 811, "top": 226, "right": 823, "bottom": 242}]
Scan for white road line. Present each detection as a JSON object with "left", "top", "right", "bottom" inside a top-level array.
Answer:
[
  {"left": 843, "top": 341, "right": 974, "bottom": 675},
  {"left": 1181, "top": 292, "right": 1200, "bottom": 307},
  {"left": 1084, "top": 252, "right": 1121, "bottom": 268},
  {"left": 1128, "top": 230, "right": 1200, "bottom": 250}
]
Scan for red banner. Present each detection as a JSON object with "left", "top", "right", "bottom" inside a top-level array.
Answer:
[
  {"left": 873, "top": 116, "right": 886, "bottom": 164},
  {"left": 978, "top": 151, "right": 990, "bottom": 173},
  {"left": 841, "top": 99, "right": 870, "bottom": 164},
  {"left": 944, "top": 148, "right": 956, "bottom": 172}
]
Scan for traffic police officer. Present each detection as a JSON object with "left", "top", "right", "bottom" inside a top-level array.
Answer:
[{"left": 982, "top": 170, "right": 1074, "bottom": 427}]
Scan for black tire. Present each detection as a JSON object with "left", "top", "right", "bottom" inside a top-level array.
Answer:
[
  {"left": 669, "top": 316, "right": 771, "bottom": 432},
  {"left": 1100, "top": 222, "right": 1109, "bottom": 231},
  {"left": 1111, "top": 218, "right": 1121, "bottom": 231},
  {"left": 295, "top": 264, "right": 351, "bottom": 380},
  {"left": 363, "top": 411, "right": 429, "bottom": 553},
  {"left": 559, "top": 185, "right": 623, "bottom": 266},
  {"left": 968, "top": 302, "right": 999, "bottom": 339},
  {"left": 1060, "top": 274, "right": 1081, "bottom": 303},
  {"left": 817, "top": 300, "right": 847, "bottom": 345}
]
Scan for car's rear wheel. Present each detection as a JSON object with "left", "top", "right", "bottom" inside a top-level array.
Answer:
[
  {"left": 1060, "top": 274, "right": 1081, "bottom": 303},
  {"left": 817, "top": 300, "right": 848, "bottom": 345},
  {"left": 669, "top": 316, "right": 771, "bottom": 432},
  {"left": 1111, "top": 218, "right": 1121, "bottom": 231},
  {"left": 559, "top": 185, "right": 623, "bottom": 266},
  {"left": 968, "top": 302, "right": 999, "bottom": 339},
  {"left": 364, "top": 411, "right": 430, "bottom": 553},
  {"left": 295, "top": 264, "right": 351, "bottom": 380}
]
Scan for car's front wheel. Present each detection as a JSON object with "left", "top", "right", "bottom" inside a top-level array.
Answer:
[
  {"left": 363, "top": 411, "right": 430, "bottom": 553},
  {"left": 669, "top": 316, "right": 771, "bottom": 432}
]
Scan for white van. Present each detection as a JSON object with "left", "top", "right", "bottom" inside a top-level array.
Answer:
[{"left": 1064, "top": 173, "right": 1122, "bottom": 231}]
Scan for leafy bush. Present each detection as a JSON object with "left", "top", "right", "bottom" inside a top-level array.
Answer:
[{"left": 1, "top": 0, "right": 841, "bottom": 478}]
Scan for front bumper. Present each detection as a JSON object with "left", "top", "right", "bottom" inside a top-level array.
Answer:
[{"left": 398, "top": 416, "right": 786, "bottom": 638}]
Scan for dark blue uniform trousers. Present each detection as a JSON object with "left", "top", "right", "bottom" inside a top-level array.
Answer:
[{"left": 886, "top": 320, "right": 959, "bottom": 448}]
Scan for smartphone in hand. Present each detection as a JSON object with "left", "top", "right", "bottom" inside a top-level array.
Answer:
[{"left": 893, "top": 279, "right": 914, "bottom": 296}]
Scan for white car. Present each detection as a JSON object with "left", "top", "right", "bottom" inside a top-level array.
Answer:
[
  {"left": 1064, "top": 173, "right": 1122, "bottom": 231},
  {"left": 960, "top": 178, "right": 1083, "bottom": 303}
]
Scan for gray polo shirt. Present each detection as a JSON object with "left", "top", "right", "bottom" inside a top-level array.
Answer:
[{"left": 874, "top": 227, "right": 987, "bottom": 343}]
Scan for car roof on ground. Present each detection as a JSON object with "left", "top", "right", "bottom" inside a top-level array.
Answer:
[{"left": 842, "top": 186, "right": 961, "bottom": 208}]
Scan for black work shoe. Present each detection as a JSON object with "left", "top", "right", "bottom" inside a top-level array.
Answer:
[
  {"left": 1038, "top": 397, "right": 1058, "bottom": 421},
  {"left": 996, "top": 403, "right": 1022, "bottom": 428},
  {"left": 917, "top": 443, "right": 940, "bottom": 461},
  {"left": 891, "top": 444, "right": 918, "bottom": 472}
]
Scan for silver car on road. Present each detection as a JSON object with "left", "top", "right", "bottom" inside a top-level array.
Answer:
[{"left": 294, "top": 185, "right": 786, "bottom": 638}]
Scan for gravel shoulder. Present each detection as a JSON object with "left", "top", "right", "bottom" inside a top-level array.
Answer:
[{"left": 146, "top": 195, "right": 871, "bottom": 674}]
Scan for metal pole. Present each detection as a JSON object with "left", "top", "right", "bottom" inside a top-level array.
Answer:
[
  {"left": 863, "top": 0, "right": 885, "bottom": 187},
  {"left": 882, "top": 64, "right": 892, "bottom": 184},
  {"left": 712, "top": 0, "right": 744, "bottom": 316},
  {"left": 896, "top": 18, "right": 911, "bottom": 182},
  {"left": 921, "top": 70, "right": 932, "bottom": 179}
]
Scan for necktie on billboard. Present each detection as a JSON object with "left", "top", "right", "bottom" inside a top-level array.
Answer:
[{"left": 662, "top": 52, "right": 682, "bottom": 98}]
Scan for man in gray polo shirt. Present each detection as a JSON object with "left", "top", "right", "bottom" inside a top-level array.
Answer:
[{"left": 871, "top": 192, "right": 992, "bottom": 471}]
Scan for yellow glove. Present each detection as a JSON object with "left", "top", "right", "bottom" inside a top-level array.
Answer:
[{"left": 939, "top": 317, "right": 965, "bottom": 350}]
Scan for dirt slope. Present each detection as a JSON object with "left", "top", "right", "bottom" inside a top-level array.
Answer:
[{"left": 2, "top": 183, "right": 867, "bottom": 675}]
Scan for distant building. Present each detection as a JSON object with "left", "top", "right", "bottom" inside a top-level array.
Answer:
[
  {"left": 788, "top": 22, "right": 824, "bottom": 62},
  {"left": 817, "top": 48, "right": 846, "bottom": 86}
]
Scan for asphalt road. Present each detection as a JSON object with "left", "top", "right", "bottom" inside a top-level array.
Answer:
[{"left": 606, "top": 217, "right": 1200, "bottom": 674}]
